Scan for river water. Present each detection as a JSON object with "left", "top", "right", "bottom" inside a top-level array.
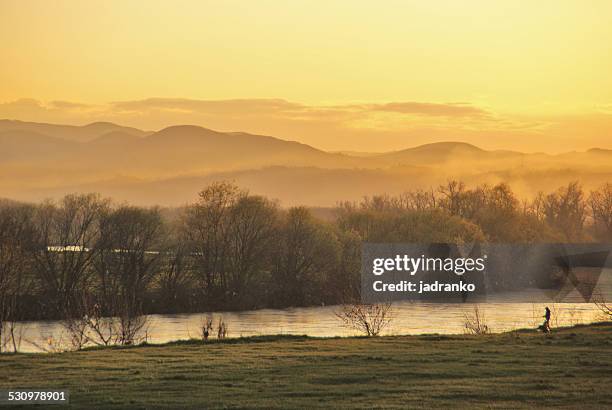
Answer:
[{"left": 7, "top": 301, "right": 606, "bottom": 353}]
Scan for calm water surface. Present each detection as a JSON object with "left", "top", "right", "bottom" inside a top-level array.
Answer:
[{"left": 10, "top": 301, "right": 605, "bottom": 353}]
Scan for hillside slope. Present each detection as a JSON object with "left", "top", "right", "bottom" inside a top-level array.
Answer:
[{"left": 1, "top": 120, "right": 611, "bottom": 206}]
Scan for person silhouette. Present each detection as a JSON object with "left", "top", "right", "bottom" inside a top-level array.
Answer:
[{"left": 538, "top": 306, "right": 551, "bottom": 333}]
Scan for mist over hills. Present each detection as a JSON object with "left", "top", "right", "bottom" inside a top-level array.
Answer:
[
  {"left": 0, "top": 122, "right": 363, "bottom": 175},
  {"left": 0, "top": 120, "right": 610, "bottom": 206},
  {"left": 0, "top": 119, "right": 149, "bottom": 142}
]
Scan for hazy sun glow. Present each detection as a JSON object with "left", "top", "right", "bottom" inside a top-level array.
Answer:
[{"left": 1, "top": 0, "right": 611, "bottom": 152}]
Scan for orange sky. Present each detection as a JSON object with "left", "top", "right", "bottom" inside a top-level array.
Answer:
[{"left": 1, "top": 1, "right": 611, "bottom": 152}]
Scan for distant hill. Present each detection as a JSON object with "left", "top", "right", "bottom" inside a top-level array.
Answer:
[
  {"left": 89, "top": 131, "right": 142, "bottom": 145},
  {"left": 0, "top": 119, "right": 611, "bottom": 206},
  {"left": 14, "top": 166, "right": 433, "bottom": 207},
  {"left": 0, "top": 120, "right": 149, "bottom": 142},
  {"left": 137, "top": 125, "right": 363, "bottom": 172},
  {"left": 583, "top": 148, "right": 612, "bottom": 157},
  {"left": 375, "top": 141, "right": 524, "bottom": 166},
  {"left": 0, "top": 130, "right": 76, "bottom": 162},
  {"left": 0, "top": 122, "right": 365, "bottom": 174}
]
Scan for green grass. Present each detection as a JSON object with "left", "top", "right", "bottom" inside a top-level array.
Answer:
[{"left": 1, "top": 323, "right": 612, "bottom": 409}]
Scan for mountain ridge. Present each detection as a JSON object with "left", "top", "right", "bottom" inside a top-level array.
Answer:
[
  {"left": 0, "top": 119, "right": 609, "bottom": 156},
  {"left": 0, "top": 119, "right": 150, "bottom": 142},
  {"left": 1, "top": 119, "right": 611, "bottom": 207}
]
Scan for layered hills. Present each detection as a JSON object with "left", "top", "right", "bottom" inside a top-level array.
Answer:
[{"left": 1, "top": 120, "right": 610, "bottom": 206}]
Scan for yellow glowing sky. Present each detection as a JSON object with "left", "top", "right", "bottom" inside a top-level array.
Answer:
[{"left": 1, "top": 0, "right": 611, "bottom": 152}]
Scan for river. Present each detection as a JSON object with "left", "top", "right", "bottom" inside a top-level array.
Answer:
[{"left": 6, "top": 301, "right": 606, "bottom": 353}]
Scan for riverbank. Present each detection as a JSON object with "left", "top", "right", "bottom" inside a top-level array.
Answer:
[{"left": 1, "top": 322, "right": 611, "bottom": 408}]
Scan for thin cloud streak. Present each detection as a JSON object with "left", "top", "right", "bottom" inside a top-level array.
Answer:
[{"left": 368, "top": 102, "right": 489, "bottom": 117}]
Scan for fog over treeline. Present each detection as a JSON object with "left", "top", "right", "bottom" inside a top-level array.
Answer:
[{"left": 1, "top": 180, "right": 611, "bottom": 334}]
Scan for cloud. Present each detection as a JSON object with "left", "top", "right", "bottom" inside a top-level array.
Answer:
[
  {"left": 0, "top": 98, "right": 105, "bottom": 125},
  {"left": 369, "top": 102, "right": 489, "bottom": 117},
  {"left": 48, "top": 100, "right": 93, "bottom": 110},
  {"left": 110, "top": 98, "right": 307, "bottom": 115},
  {"left": 597, "top": 103, "right": 612, "bottom": 114},
  {"left": 107, "top": 98, "right": 488, "bottom": 120},
  {"left": 0, "top": 98, "right": 46, "bottom": 111}
]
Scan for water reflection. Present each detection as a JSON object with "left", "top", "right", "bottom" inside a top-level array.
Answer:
[{"left": 9, "top": 302, "right": 605, "bottom": 353}]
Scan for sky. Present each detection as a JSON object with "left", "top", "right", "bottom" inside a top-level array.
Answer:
[{"left": 1, "top": 0, "right": 611, "bottom": 152}]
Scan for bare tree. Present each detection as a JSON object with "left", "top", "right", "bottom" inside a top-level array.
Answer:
[
  {"left": 184, "top": 183, "right": 279, "bottom": 305},
  {"left": 93, "top": 205, "right": 163, "bottom": 345},
  {"left": 225, "top": 195, "right": 278, "bottom": 300},
  {"left": 158, "top": 234, "right": 193, "bottom": 310},
  {"left": 201, "top": 316, "right": 213, "bottom": 340},
  {"left": 402, "top": 189, "right": 437, "bottom": 211},
  {"left": 593, "top": 292, "right": 612, "bottom": 319},
  {"left": 0, "top": 203, "right": 34, "bottom": 352},
  {"left": 335, "top": 303, "right": 393, "bottom": 336},
  {"left": 61, "top": 310, "right": 90, "bottom": 350},
  {"left": 589, "top": 183, "right": 612, "bottom": 241},
  {"left": 62, "top": 293, "right": 120, "bottom": 348},
  {"left": 272, "top": 207, "right": 339, "bottom": 306},
  {"left": 543, "top": 182, "right": 586, "bottom": 241},
  {"left": 438, "top": 180, "right": 467, "bottom": 216},
  {"left": 216, "top": 316, "right": 228, "bottom": 339},
  {"left": 31, "top": 194, "right": 109, "bottom": 316},
  {"left": 528, "top": 192, "right": 547, "bottom": 222},
  {"left": 463, "top": 305, "right": 490, "bottom": 335},
  {"left": 183, "top": 182, "right": 244, "bottom": 300}
]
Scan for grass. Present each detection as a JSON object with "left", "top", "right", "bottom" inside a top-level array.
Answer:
[{"left": 1, "top": 322, "right": 611, "bottom": 409}]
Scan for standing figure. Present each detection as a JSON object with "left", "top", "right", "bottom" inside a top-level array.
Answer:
[{"left": 538, "top": 306, "right": 551, "bottom": 333}]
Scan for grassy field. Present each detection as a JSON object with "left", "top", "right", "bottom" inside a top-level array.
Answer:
[{"left": 1, "top": 323, "right": 611, "bottom": 409}]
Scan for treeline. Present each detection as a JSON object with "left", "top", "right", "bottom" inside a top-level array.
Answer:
[
  {"left": 1, "top": 180, "right": 611, "bottom": 327},
  {"left": 338, "top": 180, "right": 612, "bottom": 243}
]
